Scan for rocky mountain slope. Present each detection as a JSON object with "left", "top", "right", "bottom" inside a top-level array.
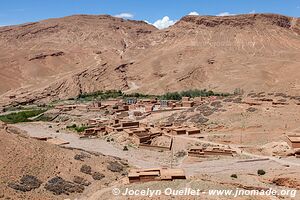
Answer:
[{"left": 0, "top": 14, "right": 300, "bottom": 106}]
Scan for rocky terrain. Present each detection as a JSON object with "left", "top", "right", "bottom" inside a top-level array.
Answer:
[
  {"left": 0, "top": 14, "right": 300, "bottom": 107},
  {"left": 0, "top": 122, "right": 128, "bottom": 200}
]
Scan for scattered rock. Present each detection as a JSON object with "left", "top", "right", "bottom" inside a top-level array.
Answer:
[
  {"left": 29, "top": 51, "right": 64, "bottom": 61},
  {"left": 246, "top": 107, "right": 257, "bottom": 112},
  {"left": 223, "top": 98, "right": 234, "bottom": 102},
  {"left": 73, "top": 176, "right": 91, "bottom": 186},
  {"left": 8, "top": 175, "right": 42, "bottom": 192},
  {"left": 196, "top": 105, "right": 215, "bottom": 116},
  {"left": 80, "top": 164, "right": 92, "bottom": 175},
  {"left": 272, "top": 177, "right": 300, "bottom": 189},
  {"left": 175, "top": 150, "right": 187, "bottom": 158},
  {"left": 210, "top": 101, "right": 222, "bottom": 108},
  {"left": 188, "top": 115, "right": 209, "bottom": 124},
  {"left": 107, "top": 161, "right": 124, "bottom": 172},
  {"left": 44, "top": 177, "right": 84, "bottom": 195},
  {"left": 232, "top": 98, "right": 242, "bottom": 103},
  {"left": 74, "top": 153, "right": 91, "bottom": 161},
  {"left": 92, "top": 172, "right": 105, "bottom": 180}
]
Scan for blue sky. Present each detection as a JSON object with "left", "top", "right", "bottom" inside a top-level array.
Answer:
[{"left": 0, "top": 0, "right": 299, "bottom": 27}]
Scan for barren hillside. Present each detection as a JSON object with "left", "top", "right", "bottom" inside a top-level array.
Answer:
[
  {"left": 0, "top": 14, "right": 156, "bottom": 95},
  {"left": 0, "top": 124, "right": 128, "bottom": 199},
  {"left": 0, "top": 13, "right": 300, "bottom": 106}
]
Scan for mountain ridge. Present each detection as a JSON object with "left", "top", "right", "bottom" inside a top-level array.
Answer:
[{"left": 0, "top": 13, "right": 299, "bottom": 106}]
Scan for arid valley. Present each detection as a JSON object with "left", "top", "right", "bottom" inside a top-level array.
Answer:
[{"left": 0, "top": 8, "right": 300, "bottom": 200}]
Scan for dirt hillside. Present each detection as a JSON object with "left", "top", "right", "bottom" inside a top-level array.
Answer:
[
  {"left": 0, "top": 14, "right": 300, "bottom": 106},
  {"left": 0, "top": 125, "right": 128, "bottom": 200}
]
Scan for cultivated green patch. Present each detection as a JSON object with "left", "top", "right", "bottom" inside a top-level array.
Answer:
[
  {"left": 0, "top": 109, "right": 47, "bottom": 124},
  {"left": 160, "top": 89, "right": 230, "bottom": 100}
]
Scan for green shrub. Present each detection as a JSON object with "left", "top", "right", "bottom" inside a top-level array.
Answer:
[
  {"left": 64, "top": 89, "right": 231, "bottom": 102},
  {"left": 257, "top": 169, "right": 266, "bottom": 176},
  {"left": 66, "top": 124, "right": 89, "bottom": 133},
  {"left": 74, "top": 126, "right": 89, "bottom": 133},
  {"left": 77, "top": 90, "right": 123, "bottom": 100},
  {"left": 231, "top": 174, "right": 238, "bottom": 179},
  {"left": 160, "top": 89, "right": 230, "bottom": 100},
  {"left": 66, "top": 124, "right": 76, "bottom": 129}
]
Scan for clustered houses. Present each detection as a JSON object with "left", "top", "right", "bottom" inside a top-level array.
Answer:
[
  {"left": 82, "top": 117, "right": 201, "bottom": 148},
  {"left": 80, "top": 118, "right": 174, "bottom": 150},
  {"left": 55, "top": 96, "right": 206, "bottom": 114},
  {"left": 53, "top": 96, "right": 203, "bottom": 150}
]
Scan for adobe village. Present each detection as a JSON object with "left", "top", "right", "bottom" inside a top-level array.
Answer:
[{"left": 0, "top": 12, "right": 300, "bottom": 200}]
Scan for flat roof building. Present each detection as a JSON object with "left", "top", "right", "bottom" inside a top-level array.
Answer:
[{"left": 286, "top": 135, "right": 300, "bottom": 149}]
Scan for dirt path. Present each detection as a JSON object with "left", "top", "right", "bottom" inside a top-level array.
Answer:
[{"left": 13, "top": 122, "right": 167, "bottom": 169}]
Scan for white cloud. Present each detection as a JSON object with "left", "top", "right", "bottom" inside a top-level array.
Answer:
[
  {"left": 114, "top": 13, "right": 134, "bottom": 19},
  {"left": 152, "top": 16, "right": 176, "bottom": 29},
  {"left": 188, "top": 11, "right": 199, "bottom": 16},
  {"left": 249, "top": 10, "right": 256, "bottom": 14},
  {"left": 217, "top": 12, "right": 236, "bottom": 16},
  {"left": 146, "top": 11, "right": 200, "bottom": 29}
]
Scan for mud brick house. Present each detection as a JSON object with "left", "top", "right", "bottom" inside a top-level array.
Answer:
[
  {"left": 175, "top": 102, "right": 182, "bottom": 107},
  {"left": 171, "top": 128, "right": 187, "bottom": 135},
  {"left": 55, "top": 104, "right": 77, "bottom": 111},
  {"left": 188, "top": 147, "right": 236, "bottom": 157},
  {"left": 84, "top": 126, "right": 106, "bottom": 136},
  {"left": 125, "top": 127, "right": 162, "bottom": 145},
  {"left": 182, "top": 101, "right": 194, "bottom": 107},
  {"left": 125, "top": 98, "right": 137, "bottom": 105},
  {"left": 87, "top": 102, "right": 108, "bottom": 111},
  {"left": 193, "top": 97, "right": 205, "bottom": 104},
  {"left": 139, "top": 134, "right": 173, "bottom": 150},
  {"left": 132, "top": 131, "right": 155, "bottom": 144},
  {"left": 88, "top": 118, "right": 109, "bottom": 127},
  {"left": 132, "top": 103, "right": 155, "bottom": 113},
  {"left": 105, "top": 120, "right": 140, "bottom": 132},
  {"left": 122, "top": 121, "right": 139, "bottom": 128},
  {"left": 182, "top": 97, "right": 190, "bottom": 101},
  {"left": 186, "top": 128, "right": 201, "bottom": 135},
  {"left": 138, "top": 98, "right": 158, "bottom": 104},
  {"left": 167, "top": 101, "right": 177, "bottom": 108},
  {"left": 128, "top": 168, "right": 186, "bottom": 183},
  {"left": 144, "top": 104, "right": 155, "bottom": 112},
  {"left": 116, "top": 111, "right": 129, "bottom": 118},
  {"left": 188, "top": 148, "right": 205, "bottom": 157},
  {"left": 102, "top": 99, "right": 122, "bottom": 106},
  {"left": 160, "top": 100, "right": 169, "bottom": 107},
  {"left": 286, "top": 135, "right": 300, "bottom": 149},
  {"left": 124, "top": 127, "right": 147, "bottom": 136},
  {"left": 76, "top": 104, "right": 89, "bottom": 111},
  {"left": 91, "top": 101, "right": 101, "bottom": 107}
]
